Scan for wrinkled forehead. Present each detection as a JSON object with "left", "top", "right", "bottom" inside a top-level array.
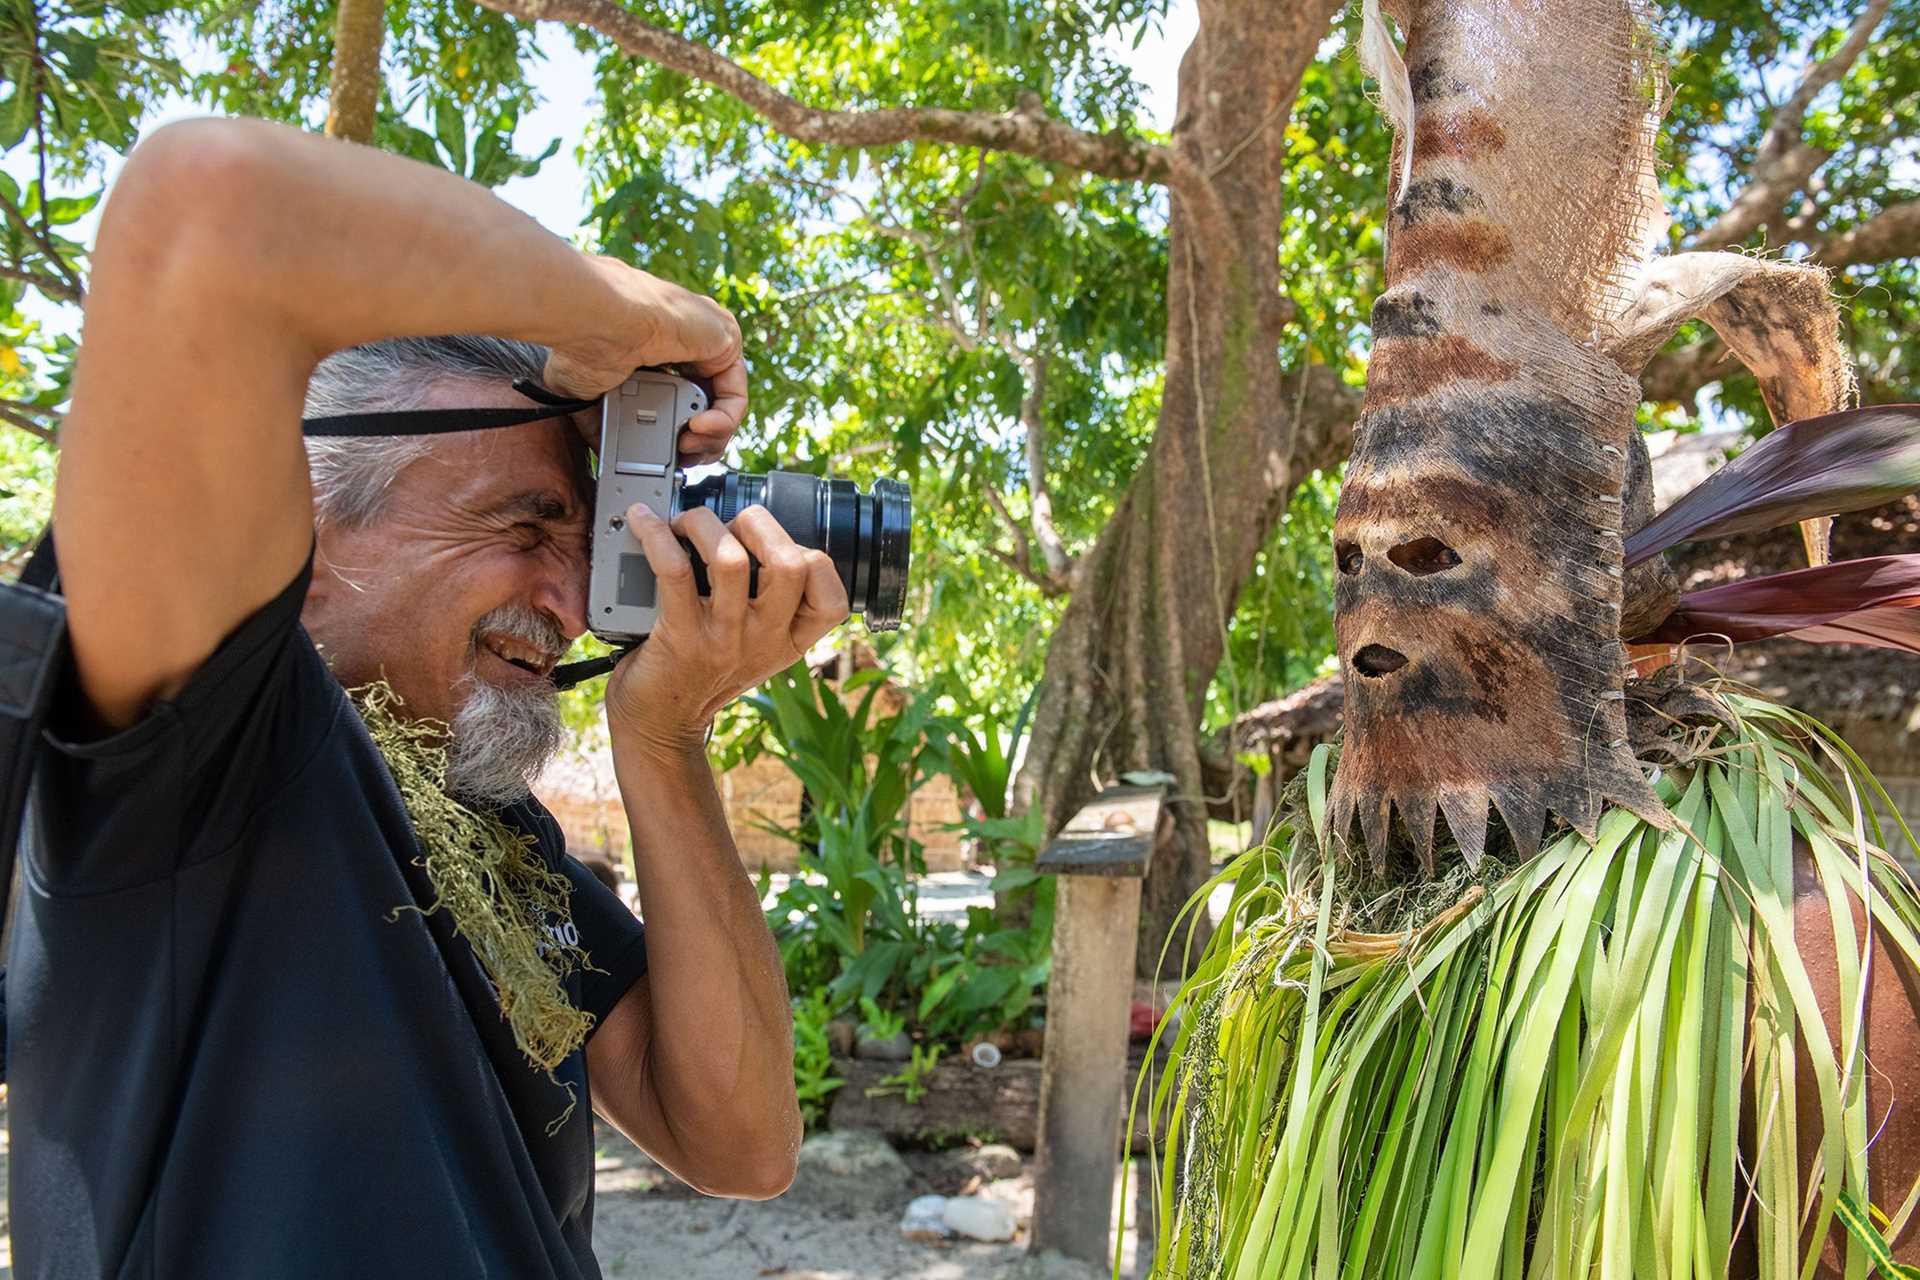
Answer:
[{"left": 410, "top": 378, "right": 594, "bottom": 516}]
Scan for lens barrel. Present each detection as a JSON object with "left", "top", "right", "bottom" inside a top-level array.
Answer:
[{"left": 675, "top": 470, "right": 912, "bottom": 631}]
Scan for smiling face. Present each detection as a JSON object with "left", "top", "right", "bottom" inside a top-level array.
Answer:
[{"left": 302, "top": 378, "right": 593, "bottom": 797}]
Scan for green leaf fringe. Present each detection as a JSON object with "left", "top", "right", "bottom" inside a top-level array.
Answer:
[
  {"left": 353, "top": 683, "right": 595, "bottom": 1100},
  {"left": 1135, "top": 688, "right": 1920, "bottom": 1279}
]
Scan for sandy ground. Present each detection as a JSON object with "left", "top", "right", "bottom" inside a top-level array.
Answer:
[
  {"left": 0, "top": 1099, "right": 1135, "bottom": 1279},
  {"left": 590, "top": 1117, "right": 1133, "bottom": 1280}
]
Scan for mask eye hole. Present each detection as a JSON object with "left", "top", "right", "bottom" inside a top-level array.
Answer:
[
  {"left": 1388, "top": 536, "right": 1462, "bottom": 576},
  {"left": 1336, "top": 541, "right": 1364, "bottom": 575}
]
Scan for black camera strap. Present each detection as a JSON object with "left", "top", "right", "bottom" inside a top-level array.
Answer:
[{"left": 300, "top": 379, "right": 598, "bottom": 437}]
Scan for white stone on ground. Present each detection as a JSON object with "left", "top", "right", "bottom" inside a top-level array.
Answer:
[
  {"left": 897, "top": 1193, "right": 953, "bottom": 1242},
  {"left": 941, "top": 1193, "right": 1019, "bottom": 1242}
]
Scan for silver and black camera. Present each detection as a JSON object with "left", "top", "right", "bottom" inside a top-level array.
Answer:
[{"left": 587, "top": 371, "right": 911, "bottom": 644}]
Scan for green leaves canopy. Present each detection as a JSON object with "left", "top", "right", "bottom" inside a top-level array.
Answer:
[{"left": 2, "top": 0, "right": 1916, "bottom": 715}]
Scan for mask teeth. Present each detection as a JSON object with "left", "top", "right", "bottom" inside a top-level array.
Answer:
[
  {"left": 1559, "top": 777, "right": 1607, "bottom": 843},
  {"left": 1399, "top": 794, "right": 1439, "bottom": 876},
  {"left": 1358, "top": 794, "right": 1394, "bottom": 875},
  {"left": 1439, "top": 789, "right": 1491, "bottom": 869},
  {"left": 1491, "top": 783, "right": 1549, "bottom": 861},
  {"left": 1328, "top": 781, "right": 1358, "bottom": 856}
]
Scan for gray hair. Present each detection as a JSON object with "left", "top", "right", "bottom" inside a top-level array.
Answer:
[{"left": 304, "top": 335, "right": 550, "bottom": 528}]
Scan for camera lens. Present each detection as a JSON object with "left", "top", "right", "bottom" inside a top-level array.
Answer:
[{"left": 675, "top": 470, "right": 912, "bottom": 630}]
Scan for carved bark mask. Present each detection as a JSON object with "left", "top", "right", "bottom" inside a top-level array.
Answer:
[
  {"left": 1329, "top": 0, "right": 1673, "bottom": 870},
  {"left": 1330, "top": 0, "right": 1851, "bottom": 873}
]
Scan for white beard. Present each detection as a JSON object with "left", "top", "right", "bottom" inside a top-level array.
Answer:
[
  {"left": 445, "top": 676, "right": 565, "bottom": 808},
  {"left": 445, "top": 604, "right": 569, "bottom": 807}
]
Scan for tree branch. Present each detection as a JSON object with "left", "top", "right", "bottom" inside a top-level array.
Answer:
[
  {"left": 471, "top": 0, "right": 1177, "bottom": 186},
  {"left": 325, "top": 0, "right": 387, "bottom": 143},
  {"left": 981, "top": 480, "right": 1035, "bottom": 573},
  {"left": 0, "top": 401, "right": 58, "bottom": 442},
  {"left": 1689, "top": 0, "right": 1891, "bottom": 251},
  {"left": 0, "top": 260, "right": 78, "bottom": 299},
  {"left": 0, "top": 191, "right": 84, "bottom": 304},
  {"left": 9, "top": 6, "right": 85, "bottom": 304},
  {"left": 1012, "top": 349, "right": 1076, "bottom": 591},
  {"left": 1814, "top": 198, "right": 1920, "bottom": 268},
  {"left": 871, "top": 221, "right": 980, "bottom": 350},
  {"left": 980, "top": 539, "right": 1071, "bottom": 597}
]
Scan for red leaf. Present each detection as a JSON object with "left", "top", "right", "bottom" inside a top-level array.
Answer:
[
  {"left": 1630, "top": 554, "right": 1920, "bottom": 653},
  {"left": 1626, "top": 405, "right": 1920, "bottom": 568}
]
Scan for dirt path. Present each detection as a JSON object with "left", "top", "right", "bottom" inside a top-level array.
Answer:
[{"left": 590, "top": 1119, "right": 1127, "bottom": 1279}]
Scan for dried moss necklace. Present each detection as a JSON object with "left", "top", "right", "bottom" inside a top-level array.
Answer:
[{"left": 351, "top": 682, "right": 595, "bottom": 1112}]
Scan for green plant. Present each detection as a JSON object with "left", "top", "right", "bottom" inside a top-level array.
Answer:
[
  {"left": 931, "top": 687, "right": 1051, "bottom": 916},
  {"left": 870, "top": 1043, "right": 944, "bottom": 1106},
  {"left": 744, "top": 660, "right": 949, "bottom": 1018},
  {"left": 791, "top": 990, "right": 845, "bottom": 1132},
  {"left": 911, "top": 894, "right": 1055, "bottom": 1047},
  {"left": 856, "top": 995, "right": 905, "bottom": 1043},
  {"left": 748, "top": 665, "right": 1058, "bottom": 1055},
  {"left": 1137, "top": 700, "right": 1920, "bottom": 1279}
]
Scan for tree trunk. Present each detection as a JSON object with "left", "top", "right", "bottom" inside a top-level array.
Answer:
[
  {"left": 325, "top": 0, "right": 387, "bottom": 144},
  {"left": 1014, "top": 0, "right": 1354, "bottom": 977}
]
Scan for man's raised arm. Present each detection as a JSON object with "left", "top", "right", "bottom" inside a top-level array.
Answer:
[{"left": 53, "top": 118, "right": 743, "bottom": 730}]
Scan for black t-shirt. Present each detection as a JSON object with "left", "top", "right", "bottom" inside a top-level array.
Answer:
[{"left": 4, "top": 558, "right": 648, "bottom": 1278}]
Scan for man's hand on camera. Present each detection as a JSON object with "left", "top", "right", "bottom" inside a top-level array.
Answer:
[
  {"left": 544, "top": 255, "right": 748, "bottom": 466},
  {"left": 605, "top": 504, "right": 850, "bottom": 757}
]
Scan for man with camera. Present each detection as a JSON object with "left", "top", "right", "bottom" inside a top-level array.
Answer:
[{"left": 6, "top": 117, "right": 841, "bottom": 1276}]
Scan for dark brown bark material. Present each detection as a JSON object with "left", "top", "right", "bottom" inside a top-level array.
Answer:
[
  {"left": 325, "top": 0, "right": 387, "bottom": 144},
  {"left": 1013, "top": 0, "right": 1354, "bottom": 977},
  {"left": 1330, "top": 0, "right": 1669, "bottom": 870}
]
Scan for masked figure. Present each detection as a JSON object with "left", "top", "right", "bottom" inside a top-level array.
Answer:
[{"left": 1329, "top": 0, "right": 1852, "bottom": 872}]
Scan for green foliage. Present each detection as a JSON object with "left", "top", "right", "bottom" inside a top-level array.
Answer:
[
  {"left": 1139, "top": 693, "right": 1920, "bottom": 1278},
  {"left": 790, "top": 988, "right": 846, "bottom": 1131},
  {"left": 855, "top": 994, "right": 905, "bottom": 1043},
  {"left": 2, "top": 0, "right": 1914, "bottom": 721},
  {"left": 869, "top": 1042, "right": 944, "bottom": 1106},
  {"left": 740, "top": 660, "right": 941, "bottom": 1011},
  {"left": 1657, "top": 0, "right": 1920, "bottom": 419},
  {"left": 739, "top": 660, "right": 1053, "bottom": 1053},
  {"left": 928, "top": 683, "right": 1050, "bottom": 902},
  {"left": 916, "top": 890, "right": 1053, "bottom": 1044}
]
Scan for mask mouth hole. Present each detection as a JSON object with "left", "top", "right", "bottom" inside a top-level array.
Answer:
[
  {"left": 1388, "top": 536, "right": 1462, "bottom": 575},
  {"left": 1352, "top": 644, "right": 1409, "bottom": 677}
]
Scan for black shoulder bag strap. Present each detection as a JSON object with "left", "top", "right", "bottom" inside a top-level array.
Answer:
[
  {"left": 0, "top": 379, "right": 616, "bottom": 937},
  {"left": 2, "top": 535, "right": 65, "bottom": 926}
]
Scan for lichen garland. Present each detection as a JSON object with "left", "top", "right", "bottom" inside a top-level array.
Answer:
[
  {"left": 352, "top": 682, "right": 595, "bottom": 1081},
  {"left": 1135, "top": 687, "right": 1920, "bottom": 1279}
]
